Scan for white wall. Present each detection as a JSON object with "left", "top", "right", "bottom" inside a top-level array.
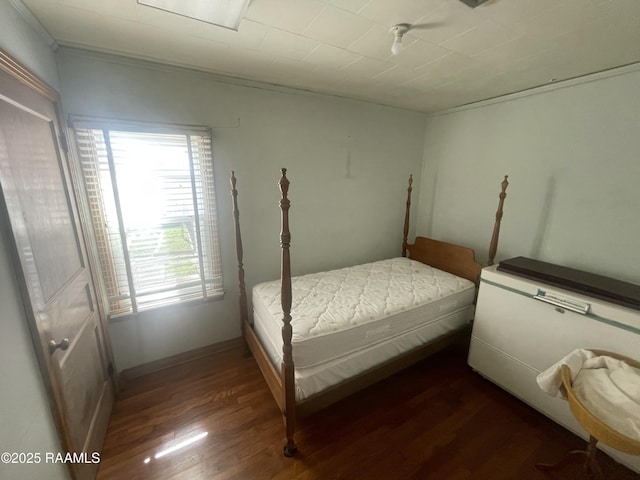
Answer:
[
  {"left": 0, "top": 231, "right": 69, "bottom": 480},
  {"left": 0, "top": 1, "right": 69, "bottom": 479},
  {"left": 55, "top": 48, "right": 427, "bottom": 371},
  {"left": 418, "top": 66, "right": 640, "bottom": 285},
  {"left": 0, "top": 0, "right": 59, "bottom": 91}
]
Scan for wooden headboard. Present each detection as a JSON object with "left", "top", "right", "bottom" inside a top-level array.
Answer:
[
  {"left": 406, "top": 237, "right": 482, "bottom": 285},
  {"left": 401, "top": 174, "right": 509, "bottom": 286}
]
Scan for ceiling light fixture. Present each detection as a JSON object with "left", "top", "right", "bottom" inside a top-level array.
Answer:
[
  {"left": 137, "top": 0, "right": 251, "bottom": 31},
  {"left": 390, "top": 24, "right": 410, "bottom": 56}
]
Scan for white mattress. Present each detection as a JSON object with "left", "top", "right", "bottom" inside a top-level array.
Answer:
[{"left": 252, "top": 257, "right": 475, "bottom": 399}]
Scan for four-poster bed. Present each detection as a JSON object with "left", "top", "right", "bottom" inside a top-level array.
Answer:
[{"left": 230, "top": 169, "right": 509, "bottom": 456}]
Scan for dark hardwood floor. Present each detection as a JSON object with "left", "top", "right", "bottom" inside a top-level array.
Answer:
[{"left": 97, "top": 342, "right": 640, "bottom": 480}]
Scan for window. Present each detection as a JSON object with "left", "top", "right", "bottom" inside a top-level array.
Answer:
[{"left": 74, "top": 120, "right": 223, "bottom": 317}]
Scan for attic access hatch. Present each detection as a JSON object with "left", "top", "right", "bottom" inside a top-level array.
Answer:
[{"left": 137, "top": 0, "right": 250, "bottom": 31}]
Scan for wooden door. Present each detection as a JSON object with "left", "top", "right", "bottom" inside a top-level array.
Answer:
[{"left": 0, "top": 53, "right": 114, "bottom": 479}]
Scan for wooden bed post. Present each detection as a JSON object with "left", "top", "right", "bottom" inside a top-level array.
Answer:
[
  {"left": 402, "top": 174, "right": 413, "bottom": 257},
  {"left": 230, "top": 172, "right": 249, "bottom": 353},
  {"left": 279, "top": 168, "right": 297, "bottom": 457},
  {"left": 488, "top": 175, "right": 509, "bottom": 266}
]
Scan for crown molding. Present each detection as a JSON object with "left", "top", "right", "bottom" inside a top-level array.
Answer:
[
  {"left": 9, "top": 0, "right": 58, "bottom": 50},
  {"left": 57, "top": 46, "right": 424, "bottom": 116},
  {"left": 431, "top": 61, "right": 640, "bottom": 118}
]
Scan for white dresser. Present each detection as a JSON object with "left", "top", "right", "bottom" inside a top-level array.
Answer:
[{"left": 468, "top": 262, "right": 640, "bottom": 472}]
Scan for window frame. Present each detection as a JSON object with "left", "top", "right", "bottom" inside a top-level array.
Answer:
[{"left": 70, "top": 116, "right": 224, "bottom": 320}]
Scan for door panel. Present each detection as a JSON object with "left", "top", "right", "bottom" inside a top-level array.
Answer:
[
  {"left": 0, "top": 100, "right": 83, "bottom": 300},
  {"left": 0, "top": 56, "right": 114, "bottom": 480}
]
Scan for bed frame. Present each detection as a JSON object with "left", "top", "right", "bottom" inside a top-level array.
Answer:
[{"left": 230, "top": 169, "right": 509, "bottom": 456}]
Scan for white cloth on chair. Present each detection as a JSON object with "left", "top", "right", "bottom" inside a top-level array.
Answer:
[{"left": 537, "top": 348, "right": 640, "bottom": 441}]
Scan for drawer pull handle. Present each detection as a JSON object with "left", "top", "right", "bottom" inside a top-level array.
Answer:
[{"left": 533, "top": 290, "right": 590, "bottom": 315}]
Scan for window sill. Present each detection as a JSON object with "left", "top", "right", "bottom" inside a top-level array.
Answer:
[{"left": 107, "top": 291, "right": 225, "bottom": 324}]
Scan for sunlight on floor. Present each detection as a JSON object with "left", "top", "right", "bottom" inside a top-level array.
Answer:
[{"left": 143, "top": 431, "right": 209, "bottom": 464}]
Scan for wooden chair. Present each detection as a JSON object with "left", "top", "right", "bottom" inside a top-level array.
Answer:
[{"left": 536, "top": 350, "right": 640, "bottom": 479}]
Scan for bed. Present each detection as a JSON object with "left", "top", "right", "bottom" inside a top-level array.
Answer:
[{"left": 230, "top": 169, "right": 509, "bottom": 456}]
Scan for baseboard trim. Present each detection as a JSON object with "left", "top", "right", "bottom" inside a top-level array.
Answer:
[{"left": 118, "top": 337, "right": 244, "bottom": 387}]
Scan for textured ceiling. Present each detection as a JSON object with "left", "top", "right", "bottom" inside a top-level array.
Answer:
[{"left": 18, "top": 0, "right": 640, "bottom": 113}]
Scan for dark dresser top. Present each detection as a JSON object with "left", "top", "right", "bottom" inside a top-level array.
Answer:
[{"left": 497, "top": 256, "right": 640, "bottom": 311}]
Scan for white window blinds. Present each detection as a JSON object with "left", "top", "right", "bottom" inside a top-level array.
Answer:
[{"left": 74, "top": 123, "right": 223, "bottom": 317}]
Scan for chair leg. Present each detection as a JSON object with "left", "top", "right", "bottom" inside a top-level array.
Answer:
[
  {"left": 535, "top": 435, "right": 603, "bottom": 480},
  {"left": 584, "top": 436, "right": 603, "bottom": 480}
]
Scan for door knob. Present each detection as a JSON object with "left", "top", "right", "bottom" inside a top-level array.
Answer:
[{"left": 49, "top": 338, "right": 70, "bottom": 354}]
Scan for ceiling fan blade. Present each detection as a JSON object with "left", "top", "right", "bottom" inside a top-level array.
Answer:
[
  {"left": 409, "top": 21, "right": 447, "bottom": 31},
  {"left": 459, "top": 0, "right": 492, "bottom": 7}
]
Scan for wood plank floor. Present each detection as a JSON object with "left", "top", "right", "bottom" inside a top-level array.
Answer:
[{"left": 97, "top": 343, "right": 640, "bottom": 480}]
